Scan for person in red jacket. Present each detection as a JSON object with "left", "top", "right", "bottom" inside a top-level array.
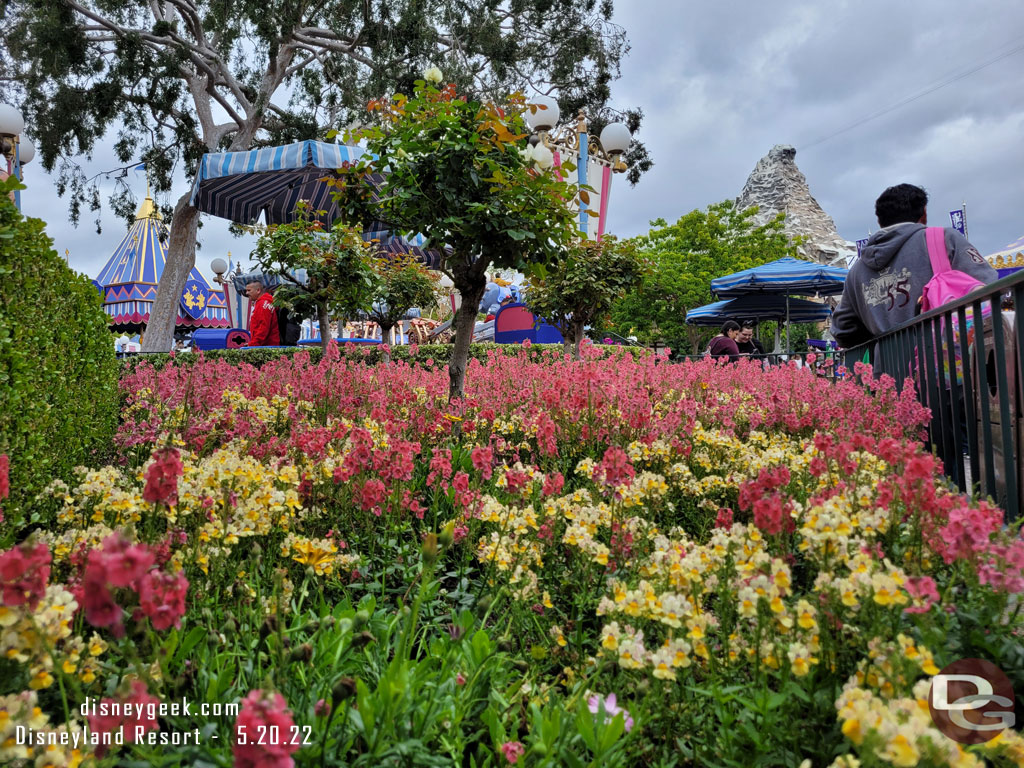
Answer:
[{"left": 244, "top": 281, "right": 280, "bottom": 346}]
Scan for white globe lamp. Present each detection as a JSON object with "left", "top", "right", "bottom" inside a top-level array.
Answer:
[
  {"left": 0, "top": 103, "right": 25, "bottom": 136},
  {"left": 599, "top": 122, "right": 631, "bottom": 155},
  {"left": 524, "top": 95, "right": 560, "bottom": 132}
]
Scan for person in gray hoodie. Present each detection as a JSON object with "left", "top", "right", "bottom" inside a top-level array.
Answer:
[{"left": 830, "top": 184, "right": 997, "bottom": 348}]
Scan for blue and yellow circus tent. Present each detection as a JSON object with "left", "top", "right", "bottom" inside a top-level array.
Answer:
[{"left": 95, "top": 194, "right": 229, "bottom": 332}]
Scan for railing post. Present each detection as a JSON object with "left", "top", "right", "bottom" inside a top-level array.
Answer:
[
  {"left": 973, "top": 298, "right": 998, "bottom": 501},
  {"left": 989, "top": 300, "right": 1019, "bottom": 520}
]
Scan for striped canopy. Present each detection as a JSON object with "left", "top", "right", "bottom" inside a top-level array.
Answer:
[
  {"left": 94, "top": 196, "right": 228, "bottom": 332},
  {"left": 686, "top": 295, "right": 832, "bottom": 326},
  {"left": 188, "top": 140, "right": 445, "bottom": 268},
  {"left": 710, "top": 256, "right": 848, "bottom": 298}
]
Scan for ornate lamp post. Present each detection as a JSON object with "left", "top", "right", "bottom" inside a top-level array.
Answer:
[
  {"left": 523, "top": 95, "right": 631, "bottom": 238},
  {"left": 0, "top": 103, "right": 35, "bottom": 211}
]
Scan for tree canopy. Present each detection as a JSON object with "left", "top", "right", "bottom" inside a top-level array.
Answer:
[
  {"left": 611, "top": 201, "right": 797, "bottom": 355},
  {"left": 1, "top": 0, "right": 648, "bottom": 351},
  {"left": 526, "top": 235, "right": 647, "bottom": 359},
  {"left": 251, "top": 201, "right": 377, "bottom": 350},
  {"left": 330, "top": 77, "right": 582, "bottom": 397}
]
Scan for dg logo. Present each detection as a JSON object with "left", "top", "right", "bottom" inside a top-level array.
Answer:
[{"left": 929, "top": 658, "right": 1016, "bottom": 744}]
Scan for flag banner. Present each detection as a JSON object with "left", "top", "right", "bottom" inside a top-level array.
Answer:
[
  {"left": 949, "top": 209, "right": 966, "bottom": 235},
  {"left": 134, "top": 163, "right": 147, "bottom": 172},
  {"left": 856, "top": 238, "right": 869, "bottom": 257}
]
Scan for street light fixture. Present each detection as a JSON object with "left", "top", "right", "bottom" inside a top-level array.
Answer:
[
  {"left": 523, "top": 96, "right": 631, "bottom": 237},
  {"left": 0, "top": 102, "right": 33, "bottom": 211}
]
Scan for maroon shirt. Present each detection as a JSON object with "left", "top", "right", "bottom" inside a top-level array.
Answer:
[{"left": 707, "top": 335, "right": 740, "bottom": 360}]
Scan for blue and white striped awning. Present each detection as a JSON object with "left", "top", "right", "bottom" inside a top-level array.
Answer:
[
  {"left": 686, "top": 295, "right": 832, "bottom": 326},
  {"left": 711, "top": 256, "right": 848, "bottom": 298},
  {"left": 189, "top": 140, "right": 364, "bottom": 225},
  {"left": 188, "top": 140, "right": 446, "bottom": 268}
]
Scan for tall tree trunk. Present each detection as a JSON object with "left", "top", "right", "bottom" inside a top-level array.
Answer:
[
  {"left": 448, "top": 269, "right": 487, "bottom": 400},
  {"left": 317, "top": 301, "right": 331, "bottom": 353},
  {"left": 378, "top": 322, "right": 394, "bottom": 363},
  {"left": 141, "top": 193, "right": 198, "bottom": 352},
  {"left": 141, "top": 110, "right": 269, "bottom": 354},
  {"left": 571, "top": 323, "right": 585, "bottom": 361}
]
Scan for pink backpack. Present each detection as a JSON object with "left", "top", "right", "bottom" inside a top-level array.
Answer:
[{"left": 919, "top": 227, "right": 983, "bottom": 312}]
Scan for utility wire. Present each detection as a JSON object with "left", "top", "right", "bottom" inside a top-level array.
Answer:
[{"left": 802, "top": 40, "right": 1024, "bottom": 151}]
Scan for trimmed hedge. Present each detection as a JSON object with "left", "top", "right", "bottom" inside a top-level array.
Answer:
[
  {"left": 120, "top": 341, "right": 650, "bottom": 373},
  {"left": 0, "top": 178, "right": 119, "bottom": 526}
]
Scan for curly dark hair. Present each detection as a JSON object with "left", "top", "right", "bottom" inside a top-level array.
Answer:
[{"left": 875, "top": 184, "right": 928, "bottom": 228}]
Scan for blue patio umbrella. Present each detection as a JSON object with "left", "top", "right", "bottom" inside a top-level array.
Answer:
[
  {"left": 188, "top": 140, "right": 446, "bottom": 268},
  {"left": 710, "top": 256, "right": 848, "bottom": 298},
  {"left": 685, "top": 295, "right": 832, "bottom": 326},
  {"left": 709, "top": 257, "right": 848, "bottom": 352}
]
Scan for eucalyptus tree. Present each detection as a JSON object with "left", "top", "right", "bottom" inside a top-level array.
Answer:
[{"left": 2, "top": 0, "right": 649, "bottom": 352}]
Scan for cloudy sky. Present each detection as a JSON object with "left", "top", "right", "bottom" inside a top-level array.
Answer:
[{"left": 17, "top": 0, "right": 1024, "bottom": 282}]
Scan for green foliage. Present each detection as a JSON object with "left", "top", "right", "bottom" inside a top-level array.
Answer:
[
  {"left": 120, "top": 342, "right": 649, "bottom": 374},
  {"left": 612, "top": 201, "right": 798, "bottom": 355},
  {"left": 2, "top": 0, "right": 647, "bottom": 229},
  {"left": 526, "top": 236, "right": 647, "bottom": 358},
  {"left": 330, "top": 79, "right": 584, "bottom": 397},
  {"left": 0, "top": 177, "right": 118, "bottom": 528},
  {"left": 367, "top": 255, "right": 440, "bottom": 335},
  {"left": 251, "top": 201, "right": 379, "bottom": 344}
]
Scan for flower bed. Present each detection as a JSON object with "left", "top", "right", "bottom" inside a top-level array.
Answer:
[{"left": 2, "top": 344, "right": 1023, "bottom": 767}]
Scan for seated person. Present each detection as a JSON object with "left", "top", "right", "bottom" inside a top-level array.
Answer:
[
  {"left": 735, "top": 322, "right": 765, "bottom": 355},
  {"left": 706, "top": 320, "right": 741, "bottom": 361}
]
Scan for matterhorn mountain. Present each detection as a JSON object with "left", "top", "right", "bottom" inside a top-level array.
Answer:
[{"left": 735, "top": 145, "right": 856, "bottom": 267}]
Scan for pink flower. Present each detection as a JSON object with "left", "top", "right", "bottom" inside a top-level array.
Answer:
[
  {"left": 137, "top": 568, "right": 189, "bottom": 630},
  {"left": 455, "top": 672, "right": 466, "bottom": 686},
  {"left": 95, "top": 533, "right": 155, "bottom": 588},
  {"left": 597, "top": 446, "right": 635, "bottom": 490},
  {"left": 87, "top": 680, "right": 160, "bottom": 757},
  {"left": 143, "top": 447, "right": 184, "bottom": 505},
  {"left": 714, "top": 507, "right": 734, "bottom": 529},
  {"left": 0, "top": 541, "right": 51, "bottom": 610},
  {"left": 542, "top": 471, "right": 564, "bottom": 498},
  {"left": 587, "top": 692, "right": 634, "bottom": 732},
  {"left": 501, "top": 741, "right": 525, "bottom": 764},
  {"left": 314, "top": 699, "right": 331, "bottom": 718},
  {"left": 903, "top": 576, "right": 939, "bottom": 614},
  {"left": 427, "top": 448, "right": 453, "bottom": 488},
  {"left": 358, "top": 478, "right": 388, "bottom": 513},
  {"left": 470, "top": 445, "right": 494, "bottom": 479},
  {"left": 0, "top": 454, "right": 9, "bottom": 500},
  {"left": 234, "top": 690, "right": 300, "bottom": 768}
]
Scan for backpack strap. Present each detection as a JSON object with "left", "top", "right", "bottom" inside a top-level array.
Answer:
[{"left": 925, "top": 227, "right": 951, "bottom": 275}]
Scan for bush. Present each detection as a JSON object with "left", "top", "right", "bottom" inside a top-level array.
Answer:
[
  {"left": 119, "top": 341, "right": 650, "bottom": 373},
  {"left": 0, "top": 177, "right": 119, "bottom": 528}
]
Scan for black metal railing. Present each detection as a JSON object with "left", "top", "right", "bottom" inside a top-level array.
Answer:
[
  {"left": 843, "top": 270, "right": 1024, "bottom": 522},
  {"left": 681, "top": 352, "right": 844, "bottom": 379}
]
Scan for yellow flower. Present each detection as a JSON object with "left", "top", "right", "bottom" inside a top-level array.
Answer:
[
  {"left": 880, "top": 733, "right": 919, "bottom": 767},
  {"left": 841, "top": 717, "right": 863, "bottom": 745},
  {"left": 29, "top": 670, "right": 54, "bottom": 690}
]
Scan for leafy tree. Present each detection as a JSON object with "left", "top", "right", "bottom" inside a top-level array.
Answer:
[
  {"left": 251, "top": 202, "right": 377, "bottom": 351},
  {"left": 526, "top": 235, "right": 647, "bottom": 359},
  {"left": 330, "top": 77, "right": 581, "bottom": 398},
  {"left": 611, "top": 201, "right": 797, "bottom": 355},
  {"left": 2, "top": 0, "right": 649, "bottom": 353},
  {"left": 366, "top": 255, "right": 440, "bottom": 362}
]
